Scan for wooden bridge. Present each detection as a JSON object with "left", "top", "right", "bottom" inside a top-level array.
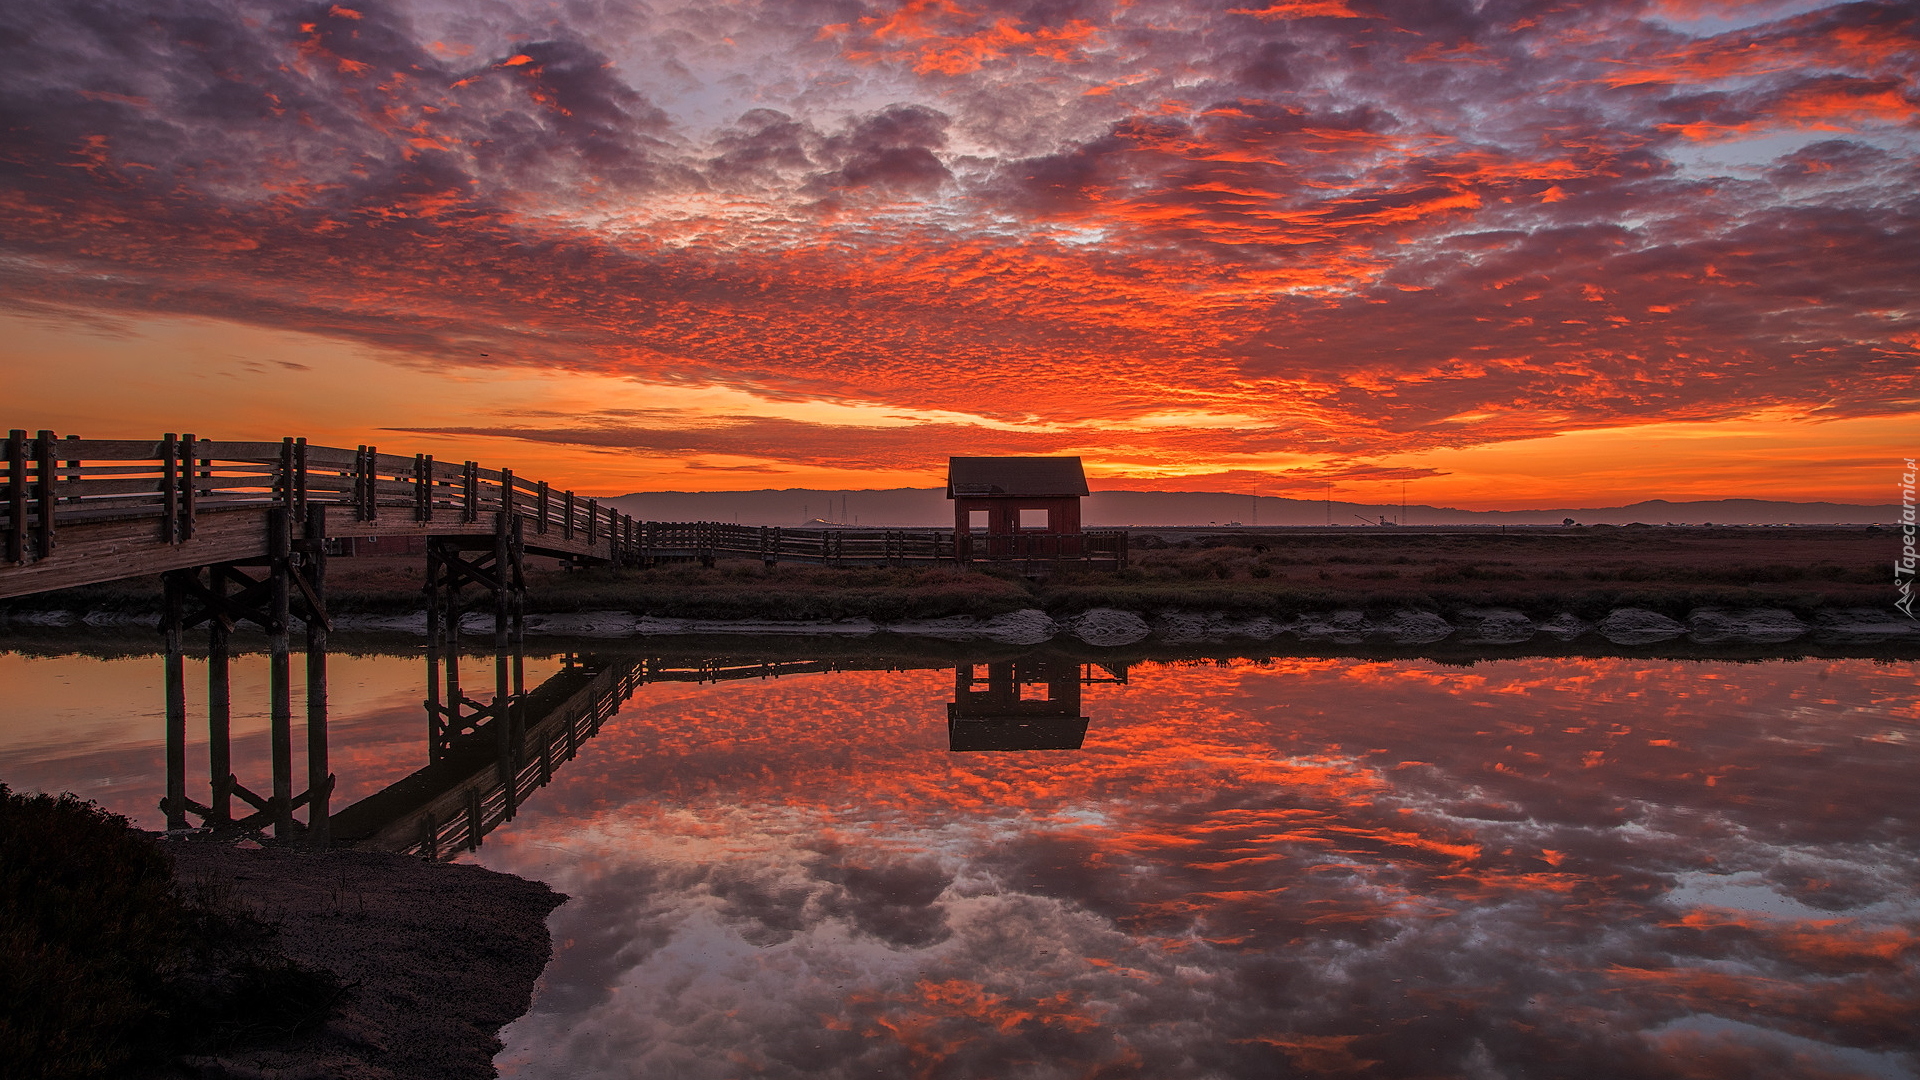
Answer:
[
  {"left": 3, "top": 430, "right": 630, "bottom": 599},
  {"left": 0, "top": 429, "right": 1124, "bottom": 600},
  {"left": 0, "top": 428, "right": 1125, "bottom": 850}
]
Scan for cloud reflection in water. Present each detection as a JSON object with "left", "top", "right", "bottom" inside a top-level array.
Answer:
[{"left": 478, "top": 657, "right": 1920, "bottom": 1079}]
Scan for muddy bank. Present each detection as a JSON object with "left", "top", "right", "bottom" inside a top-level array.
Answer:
[{"left": 138, "top": 843, "right": 564, "bottom": 1080}]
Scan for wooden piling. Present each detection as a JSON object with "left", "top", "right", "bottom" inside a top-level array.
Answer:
[
  {"left": 208, "top": 569, "right": 232, "bottom": 825},
  {"left": 162, "top": 434, "right": 180, "bottom": 544},
  {"left": 305, "top": 502, "right": 330, "bottom": 848},
  {"left": 34, "top": 430, "right": 55, "bottom": 559},
  {"left": 162, "top": 571, "right": 187, "bottom": 831},
  {"left": 181, "top": 434, "right": 197, "bottom": 540},
  {"left": 5, "top": 430, "right": 24, "bottom": 564},
  {"left": 267, "top": 508, "right": 294, "bottom": 839}
]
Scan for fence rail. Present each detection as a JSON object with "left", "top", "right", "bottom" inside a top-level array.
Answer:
[
  {"left": 625, "top": 521, "right": 1125, "bottom": 568},
  {"left": 1, "top": 430, "right": 1125, "bottom": 587},
  {"left": 1, "top": 430, "right": 621, "bottom": 562}
]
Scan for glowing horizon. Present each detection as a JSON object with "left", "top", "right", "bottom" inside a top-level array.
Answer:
[{"left": 2, "top": 0, "right": 1915, "bottom": 508}]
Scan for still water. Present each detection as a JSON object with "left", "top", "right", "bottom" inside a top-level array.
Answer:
[{"left": 3, "top": 641, "right": 1917, "bottom": 1078}]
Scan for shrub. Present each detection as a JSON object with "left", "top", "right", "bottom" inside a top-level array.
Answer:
[
  {"left": 0, "top": 785, "right": 186, "bottom": 1079},
  {"left": 0, "top": 785, "right": 339, "bottom": 1079}
]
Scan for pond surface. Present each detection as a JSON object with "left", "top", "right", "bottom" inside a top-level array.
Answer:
[{"left": 3, "top": 642, "right": 1917, "bottom": 1079}]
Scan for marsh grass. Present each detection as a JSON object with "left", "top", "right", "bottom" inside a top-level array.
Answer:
[{"left": 0, "top": 529, "right": 1891, "bottom": 627}]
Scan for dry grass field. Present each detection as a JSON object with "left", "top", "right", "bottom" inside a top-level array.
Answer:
[{"left": 4, "top": 526, "right": 1897, "bottom": 624}]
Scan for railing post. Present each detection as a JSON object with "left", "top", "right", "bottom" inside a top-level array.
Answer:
[
  {"left": 563, "top": 490, "right": 574, "bottom": 541},
  {"left": 464, "top": 461, "right": 478, "bottom": 524},
  {"left": 180, "top": 434, "right": 197, "bottom": 540},
  {"left": 500, "top": 467, "right": 515, "bottom": 521},
  {"left": 5, "top": 430, "right": 24, "bottom": 563},
  {"left": 587, "top": 498, "right": 598, "bottom": 545},
  {"left": 162, "top": 433, "right": 180, "bottom": 544},
  {"left": 416, "top": 454, "right": 435, "bottom": 523},
  {"left": 279, "top": 437, "right": 295, "bottom": 509},
  {"left": 62, "top": 435, "right": 79, "bottom": 507},
  {"left": 33, "top": 430, "right": 55, "bottom": 559},
  {"left": 364, "top": 445, "right": 379, "bottom": 522},
  {"left": 294, "top": 437, "right": 308, "bottom": 520}
]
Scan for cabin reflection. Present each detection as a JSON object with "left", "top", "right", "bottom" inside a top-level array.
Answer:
[{"left": 947, "top": 658, "right": 1123, "bottom": 751}]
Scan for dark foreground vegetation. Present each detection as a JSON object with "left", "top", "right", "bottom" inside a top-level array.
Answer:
[
  {"left": 0, "top": 785, "right": 564, "bottom": 1080},
  {"left": 3, "top": 526, "right": 1899, "bottom": 625},
  {"left": 0, "top": 785, "right": 339, "bottom": 1080}
]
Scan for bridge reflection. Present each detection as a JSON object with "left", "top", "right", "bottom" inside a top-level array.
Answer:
[
  {"left": 159, "top": 643, "right": 1121, "bottom": 861},
  {"left": 332, "top": 651, "right": 642, "bottom": 860}
]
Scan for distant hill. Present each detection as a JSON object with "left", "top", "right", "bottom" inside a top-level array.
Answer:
[{"left": 604, "top": 488, "right": 1900, "bottom": 527}]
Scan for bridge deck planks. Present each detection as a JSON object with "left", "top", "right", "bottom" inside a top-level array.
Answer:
[{"left": 0, "top": 508, "right": 616, "bottom": 599}]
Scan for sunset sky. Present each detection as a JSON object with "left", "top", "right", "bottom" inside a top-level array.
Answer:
[{"left": 2, "top": 0, "right": 1915, "bottom": 506}]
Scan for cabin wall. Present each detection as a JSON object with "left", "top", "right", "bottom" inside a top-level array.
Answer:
[{"left": 951, "top": 496, "right": 1081, "bottom": 535}]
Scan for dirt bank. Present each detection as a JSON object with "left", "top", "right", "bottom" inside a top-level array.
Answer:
[{"left": 137, "top": 843, "right": 564, "bottom": 1080}]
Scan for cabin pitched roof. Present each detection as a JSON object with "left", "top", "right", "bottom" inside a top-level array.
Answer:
[{"left": 946, "top": 456, "right": 1090, "bottom": 498}]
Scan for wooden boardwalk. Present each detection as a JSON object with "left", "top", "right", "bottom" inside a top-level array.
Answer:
[
  {"left": 334, "top": 653, "right": 954, "bottom": 861},
  {"left": 1, "top": 430, "right": 1124, "bottom": 599}
]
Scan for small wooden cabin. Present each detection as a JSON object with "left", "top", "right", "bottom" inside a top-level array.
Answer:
[{"left": 946, "top": 456, "right": 1089, "bottom": 539}]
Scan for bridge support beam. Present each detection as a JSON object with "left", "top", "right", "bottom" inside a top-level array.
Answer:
[
  {"left": 158, "top": 505, "right": 334, "bottom": 843},
  {"left": 423, "top": 513, "right": 526, "bottom": 766}
]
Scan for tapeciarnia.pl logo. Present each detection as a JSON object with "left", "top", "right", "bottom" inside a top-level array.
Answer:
[{"left": 1899, "top": 458, "right": 1917, "bottom": 620}]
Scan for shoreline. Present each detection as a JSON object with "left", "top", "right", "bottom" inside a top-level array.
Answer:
[
  {"left": 9, "top": 601, "right": 1917, "bottom": 649},
  {"left": 136, "top": 842, "right": 563, "bottom": 1080}
]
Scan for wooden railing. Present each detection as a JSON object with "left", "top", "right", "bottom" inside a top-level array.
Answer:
[
  {"left": 407, "top": 657, "right": 645, "bottom": 861},
  {"left": 1, "top": 430, "right": 1126, "bottom": 574},
  {"left": 1, "top": 430, "right": 623, "bottom": 562},
  {"left": 628, "top": 521, "right": 1125, "bottom": 567}
]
